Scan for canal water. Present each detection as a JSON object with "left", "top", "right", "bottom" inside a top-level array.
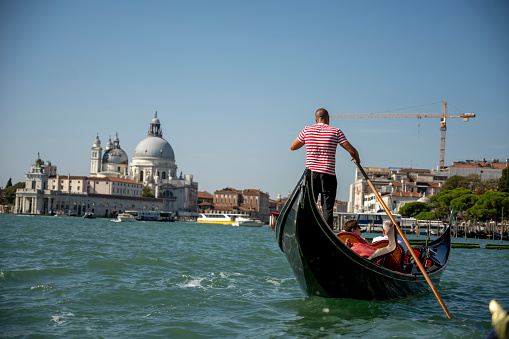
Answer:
[{"left": 1, "top": 214, "right": 508, "bottom": 338}]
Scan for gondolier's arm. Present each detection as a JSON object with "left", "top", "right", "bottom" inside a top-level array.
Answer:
[{"left": 290, "top": 139, "right": 304, "bottom": 150}]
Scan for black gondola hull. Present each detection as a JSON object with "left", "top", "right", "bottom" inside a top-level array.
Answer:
[{"left": 276, "top": 170, "right": 451, "bottom": 300}]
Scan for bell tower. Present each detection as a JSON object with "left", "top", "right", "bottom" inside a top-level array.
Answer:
[{"left": 90, "top": 135, "right": 102, "bottom": 176}]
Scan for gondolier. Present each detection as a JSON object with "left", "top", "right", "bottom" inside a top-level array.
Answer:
[{"left": 291, "top": 108, "right": 360, "bottom": 228}]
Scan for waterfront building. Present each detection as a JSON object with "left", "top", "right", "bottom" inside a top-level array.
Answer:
[
  {"left": 15, "top": 113, "right": 199, "bottom": 218},
  {"left": 210, "top": 187, "right": 270, "bottom": 223},
  {"left": 349, "top": 167, "right": 447, "bottom": 214},
  {"left": 348, "top": 159, "right": 508, "bottom": 214},
  {"left": 197, "top": 191, "right": 214, "bottom": 212}
]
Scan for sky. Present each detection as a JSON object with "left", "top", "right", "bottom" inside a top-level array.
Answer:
[{"left": 1, "top": 0, "right": 508, "bottom": 201}]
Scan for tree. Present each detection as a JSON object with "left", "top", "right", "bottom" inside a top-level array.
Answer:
[
  {"left": 465, "top": 191, "right": 509, "bottom": 221},
  {"left": 3, "top": 182, "right": 25, "bottom": 205},
  {"left": 450, "top": 192, "right": 478, "bottom": 218},
  {"left": 142, "top": 185, "right": 155, "bottom": 198},
  {"left": 442, "top": 175, "right": 469, "bottom": 191},
  {"left": 429, "top": 188, "right": 472, "bottom": 218},
  {"left": 398, "top": 202, "right": 431, "bottom": 217},
  {"left": 430, "top": 187, "right": 472, "bottom": 219},
  {"left": 6, "top": 178, "right": 12, "bottom": 188},
  {"left": 499, "top": 168, "right": 509, "bottom": 193},
  {"left": 415, "top": 211, "right": 436, "bottom": 220}
]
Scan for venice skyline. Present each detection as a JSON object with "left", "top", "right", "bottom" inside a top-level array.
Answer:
[{"left": 1, "top": 1, "right": 508, "bottom": 201}]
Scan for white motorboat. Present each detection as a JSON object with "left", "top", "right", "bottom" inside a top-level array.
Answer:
[
  {"left": 232, "top": 217, "right": 264, "bottom": 227},
  {"left": 117, "top": 213, "right": 136, "bottom": 222},
  {"left": 197, "top": 213, "right": 248, "bottom": 225}
]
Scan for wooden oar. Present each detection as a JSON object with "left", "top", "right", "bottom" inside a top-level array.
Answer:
[{"left": 355, "top": 162, "right": 453, "bottom": 319}]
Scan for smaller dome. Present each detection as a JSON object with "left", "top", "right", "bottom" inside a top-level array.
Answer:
[
  {"left": 417, "top": 196, "right": 431, "bottom": 204},
  {"left": 102, "top": 148, "right": 128, "bottom": 165},
  {"left": 105, "top": 138, "right": 113, "bottom": 151},
  {"left": 93, "top": 135, "right": 101, "bottom": 147}
]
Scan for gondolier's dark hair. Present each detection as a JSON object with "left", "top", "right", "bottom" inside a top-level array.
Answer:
[{"left": 315, "top": 108, "right": 329, "bottom": 119}]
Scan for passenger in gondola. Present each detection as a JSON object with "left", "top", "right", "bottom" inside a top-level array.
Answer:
[
  {"left": 343, "top": 220, "right": 366, "bottom": 242},
  {"left": 373, "top": 221, "right": 409, "bottom": 255}
]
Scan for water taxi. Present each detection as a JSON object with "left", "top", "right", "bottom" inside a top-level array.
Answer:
[
  {"left": 197, "top": 213, "right": 248, "bottom": 225},
  {"left": 117, "top": 213, "right": 136, "bottom": 222}
]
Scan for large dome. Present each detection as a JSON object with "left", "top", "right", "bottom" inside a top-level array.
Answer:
[
  {"left": 102, "top": 148, "right": 128, "bottom": 164},
  {"left": 133, "top": 137, "right": 175, "bottom": 160}
]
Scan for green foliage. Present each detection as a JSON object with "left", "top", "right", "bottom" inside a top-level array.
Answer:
[
  {"left": 142, "top": 185, "right": 155, "bottom": 198},
  {"left": 442, "top": 174, "right": 497, "bottom": 195},
  {"left": 430, "top": 187, "right": 472, "bottom": 219},
  {"left": 398, "top": 202, "right": 431, "bottom": 217},
  {"left": 3, "top": 182, "right": 26, "bottom": 205},
  {"left": 499, "top": 168, "right": 509, "bottom": 193},
  {"left": 442, "top": 175, "right": 470, "bottom": 191},
  {"left": 450, "top": 192, "right": 478, "bottom": 213},
  {"left": 465, "top": 191, "right": 509, "bottom": 221},
  {"left": 414, "top": 211, "right": 436, "bottom": 220},
  {"left": 6, "top": 178, "right": 12, "bottom": 188}
]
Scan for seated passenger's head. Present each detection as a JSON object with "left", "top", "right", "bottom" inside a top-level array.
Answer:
[
  {"left": 383, "top": 220, "right": 393, "bottom": 235},
  {"left": 344, "top": 220, "right": 361, "bottom": 234}
]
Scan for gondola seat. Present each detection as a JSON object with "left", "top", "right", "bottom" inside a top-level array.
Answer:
[
  {"left": 336, "top": 227, "right": 403, "bottom": 271},
  {"left": 371, "top": 240, "right": 405, "bottom": 272},
  {"left": 336, "top": 231, "right": 368, "bottom": 245}
]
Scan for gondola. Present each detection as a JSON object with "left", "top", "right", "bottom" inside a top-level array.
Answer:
[{"left": 275, "top": 169, "right": 452, "bottom": 300}]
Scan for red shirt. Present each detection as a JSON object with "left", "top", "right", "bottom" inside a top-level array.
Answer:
[{"left": 297, "top": 123, "right": 348, "bottom": 176}]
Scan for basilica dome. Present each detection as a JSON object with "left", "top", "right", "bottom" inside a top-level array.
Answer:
[
  {"left": 132, "top": 112, "right": 175, "bottom": 160},
  {"left": 133, "top": 137, "right": 175, "bottom": 160}
]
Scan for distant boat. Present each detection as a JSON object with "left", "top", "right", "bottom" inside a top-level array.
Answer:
[
  {"left": 137, "top": 211, "right": 160, "bottom": 221},
  {"left": 232, "top": 217, "right": 264, "bottom": 227},
  {"left": 83, "top": 212, "right": 96, "bottom": 219},
  {"left": 197, "top": 213, "right": 249, "bottom": 225},
  {"left": 117, "top": 213, "right": 136, "bottom": 222}
]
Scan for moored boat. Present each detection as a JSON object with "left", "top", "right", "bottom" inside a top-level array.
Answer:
[
  {"left": 83, "top": 212, "right": 96, "bottom": 219},
  {"left": 232, "top": 217, "right": 264, "bottom": 227},
  {"left": 137, "top": 211, "right": 160, "bottom": 221},
  {"left": 275, "top": 169, "right": 451, "bottom": 300}
]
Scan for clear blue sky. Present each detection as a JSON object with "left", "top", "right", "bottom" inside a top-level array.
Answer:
[{"left": 1, "top": 0, "right": 508, "bottom": 201}]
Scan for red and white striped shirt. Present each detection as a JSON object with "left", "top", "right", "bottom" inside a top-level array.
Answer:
[{"left": 297, "top": 123, "right": 348, "bottom": 176}]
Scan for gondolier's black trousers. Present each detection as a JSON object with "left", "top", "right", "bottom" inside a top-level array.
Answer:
[{"left": 311, "top": 171, "right": 337, "bottom": 230}]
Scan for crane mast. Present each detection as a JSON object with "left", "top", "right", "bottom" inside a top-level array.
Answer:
[{"left": 330, "top": 101, "right": 475, "bottom": 170}]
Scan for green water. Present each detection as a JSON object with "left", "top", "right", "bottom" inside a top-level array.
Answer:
[{"left": 1, "top": 214, "right": 508, "bottom": 338}]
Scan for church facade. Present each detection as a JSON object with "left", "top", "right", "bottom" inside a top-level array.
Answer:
[{"left": 15, "top": 113, "right": 198, "bottom": 218}]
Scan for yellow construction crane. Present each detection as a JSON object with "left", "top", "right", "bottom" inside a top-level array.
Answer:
[{"left": 330, "top": 101, "right": 475, "bottom": 170}]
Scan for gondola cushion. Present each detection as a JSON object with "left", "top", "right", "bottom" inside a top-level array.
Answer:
[{"left": 350, "top": 243, "right": 378, "bottom": 258}]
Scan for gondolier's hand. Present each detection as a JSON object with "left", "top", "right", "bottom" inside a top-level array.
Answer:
[{"left": 341, "top": 142, "right": 360, "bottom": 164}]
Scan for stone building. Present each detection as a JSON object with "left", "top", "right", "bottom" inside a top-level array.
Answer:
[
  {"left": 15, "top": 113, "right": 198, "bottom": 218},
  {"left": 209, "top": 187, "right": 270, "bottom": 223},
  {"left": 348, "top": 159, "right": 508, "bottom": 214}
]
